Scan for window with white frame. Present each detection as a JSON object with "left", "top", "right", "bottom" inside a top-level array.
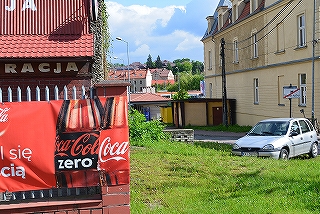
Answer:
[
  {"left": 252, "top": 32, "right": 258, "bottom": 58},
  {"left": 299, "top": 73, "right": 307, "bottom": 106},
  {"left": 233, "top": 40, "right": 239, "bottom": 63},
  {"left": 208, "top": 50, "right": 212, "bottom": 69},
  {"left": 254, "top": 78, "right": 259, "bottom": 104},
  {"left": 209, "top": 83, "right": 213, "bottom": 98},
  {"left": 298, "top": 14, "right": 306, "bottom": 47}
]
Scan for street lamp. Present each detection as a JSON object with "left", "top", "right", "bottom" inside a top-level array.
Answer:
[
  {"left": 116, "top": 37, "right": 130, "bottom": 106},
  {"left": 113, "top": 56, "right": 125, "bottom": 80}
]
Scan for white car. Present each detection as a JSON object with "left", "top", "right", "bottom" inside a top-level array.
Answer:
[{"left": 232, "top": 118, "right": 318, "bottom": 159}]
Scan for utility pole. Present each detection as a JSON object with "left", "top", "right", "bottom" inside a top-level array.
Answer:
[
  {"left": 220, "top": 38, "right": 228, "bottom": 126},
  {"left": 311, "top": 0, "right": 317, "bottom": 126}
]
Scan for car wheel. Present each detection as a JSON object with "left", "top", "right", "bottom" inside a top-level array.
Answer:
[
  {"left": 279, "top": 148, "right": 289, "bottom": 160},
  {"left": 309, "top": 142, "right": 318, "bottom": 158}
]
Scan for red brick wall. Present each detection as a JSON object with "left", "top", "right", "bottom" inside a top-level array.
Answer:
[{"left": 0, "top": 184, "right": 130, "bottom": 214}]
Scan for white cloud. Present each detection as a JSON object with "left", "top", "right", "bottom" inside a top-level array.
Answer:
[
  {"left": 106, "top": 1, "right": 208, "bottom": 62},
  {"left": 131, "top": 44, "right": 151, "bottom": 58},
  {"left": 172, "top": 30, "right": 203, "bottom": 51},
  {"left": 106, "top": 2, "right": 184, "bottom": 36}
]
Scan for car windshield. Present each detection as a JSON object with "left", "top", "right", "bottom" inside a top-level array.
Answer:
[{"left": 248, "top": 121, "right": 290, "bottom": 136}]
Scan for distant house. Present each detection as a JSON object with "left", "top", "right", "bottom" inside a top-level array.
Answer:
[
  {"left": 130, "top": 93, "right": 171, "bottom": 120},
  {"left": 107, "top": 68, "right": 175, "bottom": 93},
  {"left": 149, "top": 68, "right": 175, "bottom": 86}
]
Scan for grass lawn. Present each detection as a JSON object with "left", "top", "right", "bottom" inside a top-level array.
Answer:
[{"left": 130, "top": 140, "right": 320, "bottom": 214}]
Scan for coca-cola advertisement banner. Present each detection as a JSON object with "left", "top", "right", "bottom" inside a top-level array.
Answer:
[{"left": 0, "top": 96, "right": 129, "bottom": 192}]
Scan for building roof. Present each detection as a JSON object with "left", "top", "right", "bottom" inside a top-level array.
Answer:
[
  {"left": 95, "top": 80, "right": 130, "bottom": 87},
  {"left": 130, "top": 93, "right": 171, "bottom": 103},
  {"left": 108, "top": 69, "right": 147, "bottom": 80},
  {"left": 0, "top": 34, "right": 94, "bottom": 59},
  {"left": 152, "top": 80, "right": 175, "bottom": 85},
  {"left": 202, "top": 0, "right": 265, "bottom": 40}
]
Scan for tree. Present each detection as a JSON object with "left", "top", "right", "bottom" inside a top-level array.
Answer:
[
  {"left": 172, "top": 89, "right": 190, "bottom": 100},
  {"left": 146, "top": 54, "right": 155, "bottom": 69},
  {"left": 166, "top": 63, "right": 172, "bottom": 71},
  {"left": 191, "top": 61, "right": 204, "bottom": 74},
  {"left": 93, "top": 0, "right": 110, "bottom": 83},
  {"left": 155, "top": 55, "right": 163, "bottom": 68},
  {"left": 167, "top": 71, "right": 204, "bottom": 92},
  {"left": 179, "top": 61, "right": 192, "bottom": 72}
]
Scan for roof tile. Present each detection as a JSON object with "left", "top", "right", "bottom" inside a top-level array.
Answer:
[
  {"left": 0, "top": 34, "right": 94, "bottom": 59},
  {"left": 130, "top": 93, "right": 171, "bottom": 102}
]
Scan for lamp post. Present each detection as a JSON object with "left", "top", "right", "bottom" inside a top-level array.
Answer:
[
  {"left": 113, "top": 56, "right": 125, "bottom": 80},
  {"left": 116, "top": 37, "right": 130, "bottom": 106}
]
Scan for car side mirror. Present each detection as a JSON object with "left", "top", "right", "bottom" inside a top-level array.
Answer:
[{"left": 290, "top": 131, "right": 299, "bottom": 137}]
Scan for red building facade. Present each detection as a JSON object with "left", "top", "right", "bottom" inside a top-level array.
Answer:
[
  {"left": 0, "top": 1, "right": 130, "bottom": 213},
  {"left": 0, "top": 0, "right": 94, "bottom": 100}
]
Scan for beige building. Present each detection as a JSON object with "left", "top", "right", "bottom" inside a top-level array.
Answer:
[{"left": 202, "top": 0, "right": 320, "bottom": 126}]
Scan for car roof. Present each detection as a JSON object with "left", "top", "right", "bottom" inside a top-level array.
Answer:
[{"left": 259, "top": 118, "right": 307, "bottom": 123}]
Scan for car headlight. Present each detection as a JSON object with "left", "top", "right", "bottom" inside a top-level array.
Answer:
[
  {"left": 262, "top": 144, "right": 274, "bottom": 150},
  {"left": 233, "top": 144, "right": 240, "bottom": 150}
]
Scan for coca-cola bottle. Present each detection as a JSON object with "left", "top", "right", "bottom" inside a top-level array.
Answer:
[
  {"left": 98, "top": 95, "right": 130, "bottom": 186},
  {"left": 55, "top": 98, "right": 103, "bottom": 188}
]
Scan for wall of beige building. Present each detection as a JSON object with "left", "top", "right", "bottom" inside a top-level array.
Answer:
[
  {"left": 208, "top": 62, "right": 319, "bottom": 126},
  {"left": 203, "top": 0, "right": 320, "bottom": 126}
]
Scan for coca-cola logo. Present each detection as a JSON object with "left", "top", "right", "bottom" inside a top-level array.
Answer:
[
  {"left": 99, "top": 137, "right": 129, "bottom": 162},
  {"left": 55, "top": 132, "right": 99, "bottom": 157},
  {"left": 0, "top": 108, "right": 9, "bottom": 123},
  {"left": 55, "top": 132, "right": 99, "bottom": 171},
  {"left": 0, "top": 108, "right": 10, "bottom": 136}
]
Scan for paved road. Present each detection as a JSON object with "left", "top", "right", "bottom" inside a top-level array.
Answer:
[
  {"left": 194, "top": 130, "right": 246, "bottom": 144},
  {"left": 194, "top": 130, "right": 320, "bottom": 154}
]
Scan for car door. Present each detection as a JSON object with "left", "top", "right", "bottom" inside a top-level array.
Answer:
[
  {"left": 288, "top": 121, "right": 304, "bottom": 156},
  {"left": 297, "top": 119, "right": 313, "bottom": 155}
]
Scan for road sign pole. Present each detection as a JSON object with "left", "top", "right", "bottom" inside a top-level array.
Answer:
[{"left": 289, "top": 98, "right": 292, "bottom": 118}]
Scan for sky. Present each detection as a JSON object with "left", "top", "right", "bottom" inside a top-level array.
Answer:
[{"left": 106, "top": 0, "right": 221, "bottom": 64}]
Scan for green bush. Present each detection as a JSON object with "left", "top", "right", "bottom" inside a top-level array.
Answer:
[{"left": 129, "top": 109, "right": 168, "bottom": 145}]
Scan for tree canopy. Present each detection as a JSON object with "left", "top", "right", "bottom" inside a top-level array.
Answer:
[
  {"left": 155, "top": 55, "right": 162, "bottom": 68},
  {"left": 146, "top": 54, "right": 155, "bottom": 69}
]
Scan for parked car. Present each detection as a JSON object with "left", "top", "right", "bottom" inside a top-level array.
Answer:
[{"left": 232, "top": 118, "right": 318, "bottom": 159}]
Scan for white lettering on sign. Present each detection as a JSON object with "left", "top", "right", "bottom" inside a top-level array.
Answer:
[
  {"left": 5, "top": 64, "right": 17, "bottom": 73},
  {"left": 0, "top": 164, "right": 26, "bottom": 179},
  {"left": 22, "top": 0, "right": 37, "bottom": 11},
  {"left": 54, "top": 63, "right": 62, "bottom": 74},
  {"left": 99, "top": 137, "right": 129, "bottom": 162},
  {"left": 21, "top": 63, "right": 34, "bottom": 73},
  {"left": 66, "top": 62, "right": 79, "bottom": 72},
  {"left": 57, "top": 158, "right": 94, "bottom": 170},
  {"left": 5, "top": 0, "right": 37, "bottom": 11},
  {"left": 4, "top": 62, "right": 79, "bottom": 74},
  {"left": 0, "top": 145, "right": 33, "bottom": 162},
  {"left": 39, "top": 63, "right": 50, "bottom": 73}
]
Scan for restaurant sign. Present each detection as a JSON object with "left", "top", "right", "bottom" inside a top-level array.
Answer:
[{"left": 0, "top": 62, "right": 88, "bottom": 78}]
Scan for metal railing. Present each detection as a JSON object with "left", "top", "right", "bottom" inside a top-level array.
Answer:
[{"left": 0, "top": 85, "right": 96, "bottom": 102}]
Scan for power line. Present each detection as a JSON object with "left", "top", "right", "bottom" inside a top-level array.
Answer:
[{"left": 224, "top": 0, "right": 302, "bottom": 50}]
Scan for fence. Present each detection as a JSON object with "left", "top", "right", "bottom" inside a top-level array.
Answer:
[
  {"left": 0, "top": 85, "right": 100, "bottom": 203},
  {"left": 0, "top": 85, "right": 96, "bottom": 102}
]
